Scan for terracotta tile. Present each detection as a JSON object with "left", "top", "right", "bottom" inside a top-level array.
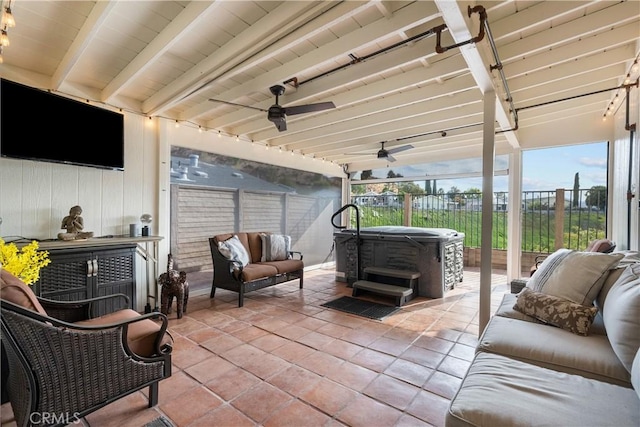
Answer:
[
  {"left": 253, "top": 317, "right": 290, "bottom": 333},
  {"left": 188, "top": 403, "right": 255, "bottom": 427},
  {"left": 296, "top": 330, "right": 336, "bottom": 349},
  {"left": 205, "top": 367, "right": 261, "bottom": 401},
  {"left": 340, "top": 328, "right": 381, "bottom": 346},
  {"left": 231, "top": 325, "right": 270, "bottom": 342},
  {"left": 395, "top": 413, "right": 434, "bottom": 427},
  {"left": 268, "top": 365, "right": 322, "bottom": 396},
  {"left": 220, "top": 343, "right": 267, "bottom": 367},
  {"left": 436, "top": 356, "right": 471, "bottom": 379},
  {"left": 155, "top": 371, "right": 202, "bottom": 405},
  {"left": 423, "top": 371, "right": 462, "bottom": 400},
  {"left": 295, "top": 350, "right": 344, "bottom": 376},
  {"left": 350, "top": 348, "right": 396, "bottom": 372},
  {"left": 325, "top": 361, "right": 377, "bottom": 391},
  {"left": 218, "top": 319, "right": 252, "bottom": 334},
  {"left": 316, "top": 322, "right": 352, "bottom": 338},
  {"left": 160, "top": 386, "right": 223, "bottom": 426},
  {"left": 184, "top": 355, "right": 235, "bottom": 383},
  {"left": 249, "top": 333, "right": 290, "bottom": 352},
  {"left": 448, "top": 343, "right": 475, "bottom": 362},
  {"left": 84, "top": 391, "right": 160, "bottom": 427},
  {"left": 413, "top": 335, "right": 455, "bottom": 354},
  {"left": 363, "top": 374, "right": 421, "bottom": 410},
  {"left": 383, "top": 327, "right": 421, "bottom": 343},
  {"left": 263, "top": 399, "right": 331, "bottom": 427},
  {"left": 368, "top": 336, "right": 410, "bottom": 356},
  {"left": 277, "top": 311, "right": 309, "bottom": 324},
  {"left": 384, "top": 358, "right": 434, "bottom": 387},
  {"left": 336, "top": 394, "right": 403, "bottom": 426},
  {"left": 321, "top": 339, "right": 363, "bottom": 360},
  {"left": 276, "top": 323, "right": 313, "bottom": 340},
  {"left": 231, "top": 382, "right": 293, "bottom": 423},
  {"left": 422, "top": 328, "right": 462, "bottom": 342},
  {"left": 400, "top": 346, "right": 446, "bottom": 369},
  {"left": 170, "top": 336, "right": 215, "bottom": 369},
  {"left": 185, "top": 326, "right": 224, "bottom": 344},
  {"left": 300, "top": 378, "right": 358, "bottom": 414},
  {"left": 242, "top": 352, "right": 291, "bottom": 379},
  {"left": 168, "top": 318, "right": 210, "bottom": 336},
  {"left": 296, "top": 316, "right": 329, "bottom": 330},
  {"left": 271, "top": 340, "right": 316, "bottom": 362},
  {"left": 406, "top": 390, "right": 450, "bottom": 426},
  {"left": 200, "top": 333, "right": 244, "bottom": 354}
]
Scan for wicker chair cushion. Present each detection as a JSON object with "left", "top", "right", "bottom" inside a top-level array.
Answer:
[
  {"left": 0, "top": 269, "right": 48, "bottom": 315},
  {"left": 74, "top": 308, "right": 172, "bottom": 357}
]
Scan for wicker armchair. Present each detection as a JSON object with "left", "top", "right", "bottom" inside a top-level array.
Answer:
[{"left": 0, "top": 269, "right": 172, "bottom": 427}]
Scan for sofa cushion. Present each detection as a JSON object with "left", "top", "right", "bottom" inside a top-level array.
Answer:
[
  {"left": 260, "top": 233, "right": 291, "bottom": 261},
  {"left": 259, "top": 259, "right": 304, "bottom": 274},
  {"left": 446, "top": 352, "right": 640, "bottom": 427},
  {"left": 238, "top": 263, "right": 278, "bottom": 282},
  {"left": 246, "top": 232, "right": 264, "bottom": 263},
  {"left": 513, "top": 287, "right": 598, "bottom": 336},
  {"left": 479, "top": 307, "right": 630, "bottom": 386},
  {"left": 526, "top": 248, "right": 623, "bottom": 305},
  {"left": 218, "top": 235, "right": 250, "bottom": 267},
  {"left": 0, "top": 269, "right": 48, "bottom": 315},
  {"left": 632, "top": 349, "right": 640, "bottom": 400},
  {"left": 75, "top": 309, "right": 172, "bottom": 358},
  {"left": 602, "top": 263, "right": 640, "bottom": 373}
]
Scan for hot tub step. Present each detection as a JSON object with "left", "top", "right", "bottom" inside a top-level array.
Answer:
[{"left": 352, "top": 280, "right": 413, "bottom": 307}]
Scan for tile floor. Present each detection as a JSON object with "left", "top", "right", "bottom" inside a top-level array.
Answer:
[{"left": 1, "top": 267, "right": 509, "bottom": 427}]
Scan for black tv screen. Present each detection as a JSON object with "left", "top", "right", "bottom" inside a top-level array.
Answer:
[{"left": 1, "top": 79, "right": 124, "bottom": 171}]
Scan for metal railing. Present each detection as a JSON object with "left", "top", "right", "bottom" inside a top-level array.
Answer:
[{"left": 350, "top": 188, "right": 607, "bottom": 253}]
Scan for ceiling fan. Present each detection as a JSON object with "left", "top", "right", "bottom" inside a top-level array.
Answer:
[
  {"left": 209, "top": 85, "right": 336, "bottom": 132},
  {"left": 347, "top": 141, "right": 414, "bottom": 162}
]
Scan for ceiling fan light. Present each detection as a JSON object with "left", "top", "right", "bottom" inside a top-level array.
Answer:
[{"left": 2, "top": 7, "right": 15, "bottom": 28}]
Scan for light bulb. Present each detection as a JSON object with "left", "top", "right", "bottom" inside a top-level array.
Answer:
[
  {"left": 174, "top": 120, "right": 180, "bottom": 128},
  {"left": 235, "top": 135, "right": 239, "bottom": 141},
  {"left": 624, "top": 74, "right": 631, "bottom": 85},
  {"left": 632, "top": 61, "right": 639, "bottom": 73},
  {"left": 1, "top": 29, "right": 9, "bottom": 47},
  {"left": 2, "top": 7, "right": 15, "bottom": 28},
  {"left": 217, "top": 130, "right": 222, "bottom": 138},
  {"left": 198, "top": 126, "right": 203, "bottom": 133}
]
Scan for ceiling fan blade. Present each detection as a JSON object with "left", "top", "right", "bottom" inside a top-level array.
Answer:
[
  {"left": 284, "top": 101, "right": 336, "bottom": 116},
  {"left": 386, "top": 154, "right": 397, "bottom": 162},
  {"left": 387, "top": 144, "right": 414, "bottom": 155},
  {"left": 273, "top": 118, "right": 287, "bottom": 132},
  {"left": 208, "top": 99, "right": 268, "bottom": 113}
]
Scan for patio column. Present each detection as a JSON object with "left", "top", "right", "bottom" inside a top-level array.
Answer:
[{"left": 479, "top": 89, "right": 496, "bottom": 336}]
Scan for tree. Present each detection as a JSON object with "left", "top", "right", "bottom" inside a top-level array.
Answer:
[
  {"left": 398, "top": 182, "right": 423, "bottom": 195},
  {"left": 572, "top": 172, "right": 580, "bottom": 207},
  {"left": 585, "top": 185, "right": 607, "bottom": 210},
  {"left": 424, "top": 179, "right": 432, "bottom": 195},
  {"left": 447, "top": 186, "right": 461, "bottom": 200},
  {"left": 360, "top": 170, "right": 373, "bottom": 180},
  {"left": 465, "top": 187, "right": 482, "bottom": 199},
  {"left": 387, "top": 170, "right": 403, "bottom": 178}
]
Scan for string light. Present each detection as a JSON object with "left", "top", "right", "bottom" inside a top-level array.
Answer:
[
  {"left": 603, "top": 53, "right": 640, "bottom": 120},
  {"left": 174, "top": 120, "right": 180, "bottom": 128},
  {"left": 235, "top": 135, "right": 239, "bottom": 141},
  {"left": 218, "top": 130, "right": 222, "bottom": 138},
  {"left": 198, "top": 125, "right": 202, "bottom": 133},
  {"left": 1, "top": 29, "right": 9, "bottom": 47},
  {"left": 1, "top": 4, "right": 15, "bottom": 28}
]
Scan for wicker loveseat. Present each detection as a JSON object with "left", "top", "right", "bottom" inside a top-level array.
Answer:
[
  {"left": 0, "top": 269, "right": 173, "bottom": 427},
  {"left": 209, "top": 232, "right": 304, "bottom": 307}
]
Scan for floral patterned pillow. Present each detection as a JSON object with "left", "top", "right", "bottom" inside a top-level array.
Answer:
[{"left": 513, "top": 287, "right": 598, "bottom": 336}]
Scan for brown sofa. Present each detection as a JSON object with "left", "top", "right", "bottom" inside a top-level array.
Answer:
[{"left": 209, "top": 232, "right": 304, "bottom": 307}]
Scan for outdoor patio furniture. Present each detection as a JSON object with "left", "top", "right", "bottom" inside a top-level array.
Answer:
[{"left": 0, "top": 269, "right": 172, "bottom": 427}]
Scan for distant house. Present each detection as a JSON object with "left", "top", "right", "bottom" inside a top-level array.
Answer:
[
  {"left": 413, "top": 194, "right": 447, "bottom": 210},
  {"left": 170, "top": 154, "right": 296, "bottom": 193}
]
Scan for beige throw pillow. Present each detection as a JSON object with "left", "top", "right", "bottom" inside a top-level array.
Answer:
[
  {"left": 513, "top": 287, "right": 598, "bottom": 336},
  {"left": 260, "top": 234, "right": 291, "bottom": 262},
  {"left": 218, "top": 235, "right": 250, "bottom": 267},
  {"left": 526, "top": 249, "right": 623, "bottom": 306}
]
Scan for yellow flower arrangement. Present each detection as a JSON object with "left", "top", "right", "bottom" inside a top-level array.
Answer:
[{"left": 0, "top": 238, "right": 51, "bottom": 285}]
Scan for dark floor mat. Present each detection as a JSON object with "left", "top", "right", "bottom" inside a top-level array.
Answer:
[
  {"left": 321, "top": 296, "right": 400, "bottom": 320},
  {"left": 144, "top": 416, "right": 174, "bottom": 427}
]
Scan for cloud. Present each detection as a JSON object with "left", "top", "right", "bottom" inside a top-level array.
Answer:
[{"left": 578, "top": 157, "right": 607, "bottom": 168}]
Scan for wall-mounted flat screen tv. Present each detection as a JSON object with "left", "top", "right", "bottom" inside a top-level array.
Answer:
[{"left": 1, "top": 78, "right": 125, "bottom": 171}]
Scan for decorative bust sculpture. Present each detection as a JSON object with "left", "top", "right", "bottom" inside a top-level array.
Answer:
[{"left": 57, "top": 205, "right": 94, "bottom": 240}]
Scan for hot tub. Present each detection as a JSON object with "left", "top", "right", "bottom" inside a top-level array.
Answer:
[{"left": 333, "top": 226, "right": 464, "bottom": 298}]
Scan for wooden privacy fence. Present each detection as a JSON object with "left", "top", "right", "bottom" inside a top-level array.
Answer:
[{"left": 169, "top": 184, "right": 338, "bottom": 271}]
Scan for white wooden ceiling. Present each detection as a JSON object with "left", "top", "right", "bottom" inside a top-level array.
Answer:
[{"left": 1, "top": 1, "right": 638, "bottom": 172}]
